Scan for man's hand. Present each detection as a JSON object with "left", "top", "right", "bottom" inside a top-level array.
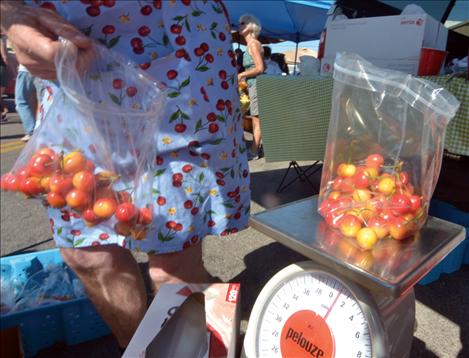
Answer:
[{"left": 1, "top": 2, "right": 92, "bottom": 79}]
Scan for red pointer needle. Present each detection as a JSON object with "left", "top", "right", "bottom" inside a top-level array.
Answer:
[{"left": 324, "top": 291, "right": 341, "bottom": 321}]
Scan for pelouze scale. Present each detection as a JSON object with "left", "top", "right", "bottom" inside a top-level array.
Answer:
[{"left": 242, "top": 196, "right": 465, "bottom": 358}]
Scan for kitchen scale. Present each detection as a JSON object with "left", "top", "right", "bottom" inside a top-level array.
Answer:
[{"left": 242, "top": 196, "right": 465, "bottom": 358}]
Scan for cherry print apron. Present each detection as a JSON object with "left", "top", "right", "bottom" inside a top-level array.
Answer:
[{"left": 30, "top": 0, "right": 250, "bottom": 253}]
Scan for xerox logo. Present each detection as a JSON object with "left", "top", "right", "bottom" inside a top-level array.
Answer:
[
  {"left": 285, "top": 328, "right": 325, "bottom": 357},
  {"left": 416, "top": 18, "right": 424, "bottom": 26},
  {"left": 401, "top": 19, "right": 416, "bottom": 25}
]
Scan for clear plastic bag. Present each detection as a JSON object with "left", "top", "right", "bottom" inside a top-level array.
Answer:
[
  {"left": 318, "top": 53, "right": 460, "bottom": 249},
  {"left": 1, "top": 39, "right": 166, "bottom": 239}
]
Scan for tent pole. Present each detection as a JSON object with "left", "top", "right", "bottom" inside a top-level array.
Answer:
[{"left": 293, "top": 33, "right": 299, "bottom": 75}]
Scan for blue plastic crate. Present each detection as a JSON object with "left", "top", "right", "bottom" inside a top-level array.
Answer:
[
  {"left": 419, "top": 199, "right": 469, "bottom": 285},
  {"left": 0, "top": 249, "right": 110, "bottom": 357}
]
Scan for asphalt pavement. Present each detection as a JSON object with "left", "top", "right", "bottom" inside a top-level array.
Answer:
[{"left": 1, "top": 109, "right": 468, "bottom": 357}]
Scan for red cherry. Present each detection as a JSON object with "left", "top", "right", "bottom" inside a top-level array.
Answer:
[
  {"left": 19, "top": 177, "right": 43, "bottom": 197},
  {"left": 191, "top": 235, "right": 199, "bottom": 243},
  {"left": 218, "top": 32, "right": 226, "bottom": 41},
  {"left": 141, "top": 5, "right": 152, "bottom": 15},
  {"left": 208, "top": 220, "right": 216, "bottom": 227},
  {"left": 167, "top": 70, "right": 178, "bottom": 80},
  {"left": 182, "top": 0, "right": 191, "bottom": 5},
  {"left": 139, "top": 62, "right": 151, "bottom": 70},
  {"left": 138, "top": 26, "right": 151, "bottom": 37},
  {"left": 91, "top": 0, "right": 102, "bottom": 6},
  {"left": 172, "top": 181, "right": 182, "bottom": 188},
  {"left": 116, "top": 202, "right": 138, "bottom": 222},
  {"left": 137, "top": 207, "right": 153, "bottom": 225},
  {"left": 172, "top": 173, "right": 183, "bottom": 182},
  {"left": 201, "top": 153, "right": 210, "bottom": 160},
  {"left": 365, "top": 153, "right": 384, "bottom": 169},
  {"left": 175, "top": 36, "right": 186, "bottom": 46},
  {"left": 215, "top": 172, "right": 224, "bottom": 179},
  {"left": 216, "top": 179, "right": 225, "bottom": 186},
  {"left": 221, "top": 81, "right": 229, "bottom": 90},
  {"left": 218, "top": 70, "right": 227, "bottom": 80},
  {"left": 175, "top": 123, "right": 187, "bottom": 133},
  {"left": 216, "top": 99, "right": 225, "bottom": 111},
  {"left": 182, "top": 164, "right": 192, "bottom": 173},
  {"left": 184, "top": 200, "right": 193, "bottom": 209},
  {"left": 183, "top": 241, "right": 191, "bottom": 249},
  {"left": 99, "top": 233, "right": 110, "bottom": 240},
  {"left": 130, "top": 37, "right": 143, "bottom": 48},
  {"left": 112, "top": 79, "right": 124, "bottom": 89},
  {"left": 133, "top": 46, "right": 144, "bottom": 55},
  {"left": 86, "top": 6, "right": 100, "bottom": 17},
  {"left": 175, "top": 49, "right": 187, "bottom": 58},
  {"left": 194, "top": 47, "right": 204, "bottom": 56},
  {"left": 208, "top": 123, "right": 219, "bottom": 133},
  {"left": 166, "top": 221, "right": 177, "bottom": 230},
  {"left": 153, "top": 0, "right": 162, "bottom": 9},
  {"left": 126, "top": 86, "right": 138, "bottom": 97},
  {"left": 47, "top": 192, "right": 67, "bottom": 208},
  {"left": 103, "top": 0, "right": 116, "bottom": 7},
  {"left": 175, "top": 223, "right": 183, "bottom": 231},
  {"left": 390, "top": 194, "right": 412, "bottom": 216},
  {"left": 205, "top": 54, "right": 214, "bottom": 63},
  {"left": 157, "top": 196, "right": 166, "bottom": 205},
  {"left": 170, "top": 24, "right": 182, "bottom": 34},
  {"left": 40, "top": 2, "right": 56, "bottom": 11},
  {"left": 71, "top": 229, "right": 81, "bottom": 236},
  {"left": 102, "top": 25, "right": 115, "bottom": 34},
  {"left": 191, "top": 207, "right": 199, "bottom": 215},
  {"left": 243, "top": 169, "right": 249, "bottom": 178},
  {"left": 155, "top": 155, "right": 164, "bottom": 165},
  {"left": 207, "top": 112, "right": 217, "bottom": 122},
  {"left": 200, "top": 43, "right": 209, "bottom": 52}
]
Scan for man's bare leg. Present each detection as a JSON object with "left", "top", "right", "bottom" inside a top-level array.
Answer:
[
  {"left": 148, "top": 241, "right": 212, "bottom": 293},
  {"left": 60, "top": 245, "right": 147, "bottom": 348}
]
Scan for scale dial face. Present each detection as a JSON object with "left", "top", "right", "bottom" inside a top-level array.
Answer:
[{"left": 244, "top": 262, "right": 385, "bottom": 358}]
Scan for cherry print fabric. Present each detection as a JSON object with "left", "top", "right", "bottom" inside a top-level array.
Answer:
[{"left": 29, "top": 0, "right": 250, "bottom": 254}]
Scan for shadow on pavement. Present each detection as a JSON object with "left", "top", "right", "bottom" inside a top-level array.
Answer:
[{"left": 250, "top": 164, "right": 321, "bottom": 209}]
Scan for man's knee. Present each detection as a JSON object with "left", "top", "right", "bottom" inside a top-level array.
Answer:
[{"left": 60, "top": 245, "right": 118, "bottom": 275}]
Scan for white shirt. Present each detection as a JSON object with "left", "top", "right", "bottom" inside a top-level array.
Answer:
[{"left": 264, "top": 59, "right": 282, "bottom": 75}]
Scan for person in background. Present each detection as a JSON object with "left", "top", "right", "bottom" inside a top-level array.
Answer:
[
  {"left": 235, "top": 48, "right": 245, "bottom": 73},
  {"left": 271, "top": 52, "right": 289, "bottom": 75},
  {"left": 15, "top": 64, "right": 37, "bottom": 141},
  {"left": 0, "top": 33, "right": 9, "bottom": 122},
  {"left": 238, "top": 13, "right": 265, "bottom": 160},
  {"left": 1, "top": 0, "right": 250, "bottom": 352},
  {"left": 263, "top": 46, "right": 282, "bottom": 75}
]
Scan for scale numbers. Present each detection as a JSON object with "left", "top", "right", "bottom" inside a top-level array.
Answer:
[{"left": 257, "top": 272, "right": 372, "bottom": 358}]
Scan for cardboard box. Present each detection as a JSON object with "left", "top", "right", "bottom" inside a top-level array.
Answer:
[
  {"left": 320, "top": 14, "right": 448, "bottom": 75},
  {"left": 124, "top": 283, "right": 240, "bottom": 358}
]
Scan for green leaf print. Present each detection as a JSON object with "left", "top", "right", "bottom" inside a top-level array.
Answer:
[
  {"left": 230, "top": 168, "right": 235, "bottom": 178},
  {"left": 185, "top": 18, "right": 191, "bottom": 32},
  {"left": 210, "top": 31, "right": 216, "bottom": 40},
  {"left": 180, "top": 77, "right": 191, "bottom": 88},
  {"left": 152, "top": 188, "right": 160, "bottom": 195},
  {"left": 198, "top": 172, "right": 205, "bottom": 183},
  {"left": 170, "top": 110, "right": 181, "bottom": 122},
  {"left": 98, "top": 38, "right": 107, "bottom": 46},
  {"left": 195, "top": 119, "right": 202, "bottom": 132},
  {"left": 108, "top": 35, "right": 121, "bottom": 48},
  {"left": 163, "top": 34, "right": 169, "bottom": 47},
  {"left": 223, "top": 203, "right": 234, "bottom": 208},
  {"left": 168, "top": 92, "right": 180, "bottom": 98},
  {"left": 210, "top": 22, "right": 217, "bottom": 30},
  {"left": 192, "top": 10, "right": 203, "bottom": 17},
  {"left": 109, "top": 93, "right": 121, "bottom": 105},
  {"left": 73, "top": 238, "right": 86, "bottom": 247},
  {"left": 154, "top": 169, "right": 166, "bottom": 177},
  {"left": 181, "top": 112, "right": 190, "bottom": 119},
  {"left": 217, "top": 115, "right": 225, "bottom": 122},
  {"left": 208, "top": 139, "right": 223, "bottom": 145},
  {"left": 173, "top": 16, "right": 185, "bottom": 21},
  {"left": 211, "top": 5, "right": 222, "bottom": 14},
  {"left": 81, "top": 25, "right": 93, "bottom": 37},
  {"left": 197, "top": 66, "right": 209, "bottom": 72},
  {"left": 65, "top": 238, "right": 74, "bottom": 244},
  {"left": 57, "top": 227, "right": 63, "bottom": 236}
]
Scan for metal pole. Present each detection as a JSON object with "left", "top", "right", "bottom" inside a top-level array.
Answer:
[{"left": 293, "top": 33, "right": 299, "bottom": 75}]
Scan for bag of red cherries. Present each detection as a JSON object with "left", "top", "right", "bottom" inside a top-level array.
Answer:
[
  {"left": 318, "top": 52, "right": 460, "bottom": 250},
  {"left": 1, "top": 39, "right": 166, "bottom": 240}
]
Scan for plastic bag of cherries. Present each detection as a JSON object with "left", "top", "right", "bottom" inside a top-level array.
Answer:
[
  {"left": 318, "top": 53, "right": 460, "bottom": 250},
  {"left": 1, "top": 39, "right": 166, "bottom": 240}
]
